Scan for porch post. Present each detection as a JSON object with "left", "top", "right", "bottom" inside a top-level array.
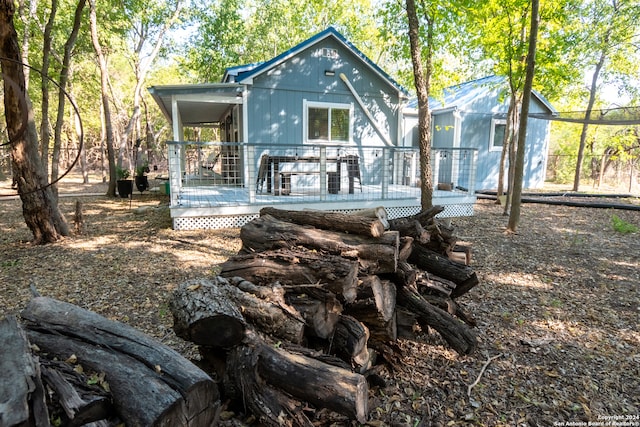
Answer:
[
  {"left": 247, "top": 145, "right": 256, "bottom": 203},
  {"left": 381, "top": 147, "right": 389, "bottom": 198},
  {"left": 319, "top": 146, "right": 327, "bottom": 200},
  {"left": 468, "top": 149, "right": 478, "bottom": 194}
]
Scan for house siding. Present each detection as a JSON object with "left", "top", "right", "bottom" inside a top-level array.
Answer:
[
  {"left": 245, "top": 37, "right": 401, "bottom": 147},
  {"left": 425, "top": 78, "right": 553, "bottom": 191}
]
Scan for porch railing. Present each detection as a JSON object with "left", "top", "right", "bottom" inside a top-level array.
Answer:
[{"left": 166, "top": 141, "right": 477, "bottom": 208}]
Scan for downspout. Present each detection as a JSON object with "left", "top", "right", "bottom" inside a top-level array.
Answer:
[{"left": 339, "top": 73, "right": 393, "bottom": 147}]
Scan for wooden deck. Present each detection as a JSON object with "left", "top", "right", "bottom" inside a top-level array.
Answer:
[{"left": 169, "top": 183, "right": 475, "bottom": 229}]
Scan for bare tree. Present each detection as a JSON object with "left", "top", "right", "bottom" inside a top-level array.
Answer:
[{"left": 1, "top": 0, "right": 69, "bottom": 243}]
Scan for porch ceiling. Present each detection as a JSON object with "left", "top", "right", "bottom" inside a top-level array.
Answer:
[{"left": 148, "top": 83, "right": 245, "bottom": 127}]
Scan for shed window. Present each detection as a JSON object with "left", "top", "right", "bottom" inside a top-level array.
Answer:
[
  {"left": 489, "top": 119, "right": 506, "bottom": 152},
  {"left": 305, "top": 100, "right": 352, "bottom": 144}
]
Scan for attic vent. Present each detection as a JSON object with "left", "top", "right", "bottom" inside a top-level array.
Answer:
[{"left": 321, "top": 48, "right": 338, "bottom": 59}]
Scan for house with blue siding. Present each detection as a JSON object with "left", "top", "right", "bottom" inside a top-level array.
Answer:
[
  {"left": 403, "top": 76, "right": 556, "bottom": 192},
  {"left": 149, "top": 27, "right": 478, "bottom": 230}
]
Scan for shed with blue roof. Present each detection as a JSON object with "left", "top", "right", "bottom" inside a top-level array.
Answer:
[{"left": 403, "top": 76, "right": 556, "bottom": 191}]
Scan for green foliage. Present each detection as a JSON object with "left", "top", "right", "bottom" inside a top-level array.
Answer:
[
  {"left": 611, "top": 214, "right": 638, "bottom": 234},
  {"left": 116, "top": 166, "right": 131, "bottom": 180},
  {"left": 135, "top": 161, "right": 150, "bottom": 177}
]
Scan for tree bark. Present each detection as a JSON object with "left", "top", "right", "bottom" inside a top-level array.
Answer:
[
  {"left": 40, "top": 359, "right": 112, "bottom": 427},
  {"left": 240, "top": 214, "right": 399, "bottom": 275},
  {"left": 409, "top": 243, "right": 479, "bottom": 298},
  {"left": 397, "top": 285, "right": 476, "bottom": 355},
  {"left": 0, "top": 0, "right": 69, "bottom": 243},
  {"left": 220, "top": 248, "right": 359, "bottom": 303},
  {"left": 284, "top": 286, "right": 342, "bottom": 340},
  {"left": 169, "top": 278, "right": 247, "bottom": 347},
  {"left": 332, "top": 315, "right": 371, "bottom": 370},
  {"left": 0, "top": 315, "right": 50, "bottom": 427},
  {"left": 260, "top": 206, "right": 387, "bottom": 237},
  {"left": 21, "top": 297, "right": 219, "bottom": 425},
  {"left": 247, "top": 330, "right": 369, "bottom": 423}
]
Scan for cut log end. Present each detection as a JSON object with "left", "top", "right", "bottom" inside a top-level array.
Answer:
[{"left": 187, "top": 316, "right": 246, "bottom": 347}]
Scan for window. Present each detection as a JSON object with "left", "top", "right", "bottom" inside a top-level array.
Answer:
[
  {"left": 489, "top": 118, "right": 507, "bottom": 152},
  {"left": 305, "top": 100, "right": 352, "bottom": 144}
]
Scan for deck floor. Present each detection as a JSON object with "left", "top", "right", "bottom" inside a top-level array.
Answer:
[{"left": 172, "top": 183, "right": 458, "bottom": 208}]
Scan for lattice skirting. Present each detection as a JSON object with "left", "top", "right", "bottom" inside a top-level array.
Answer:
[{"left": 171, "top": 203, "right": 475, "bottom": 230}]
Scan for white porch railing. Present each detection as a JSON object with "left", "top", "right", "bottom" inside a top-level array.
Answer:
[{"left": 166, "top": 141, "right": 477, "bottom": 210}]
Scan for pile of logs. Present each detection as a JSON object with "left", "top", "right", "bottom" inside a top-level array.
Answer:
[
  {"left": 1, "top": 297, "right": 219, "bottom": 427},
  {"left": 1, "top": 205, "right": 479, "bottom": 426},
  {"left": 169, "top": 205, "right": 479, "bottom": 425}
]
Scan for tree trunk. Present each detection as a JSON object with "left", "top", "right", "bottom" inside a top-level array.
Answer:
[
  {"left": 406, "top": 0, "right": 433, "bottom": 210},
  {"left": 240, "top": 214, "right": 399, "bottom": 275},
  {"left": 51, "top": 0, "right": 86, "bottom": 196},
  {"left": 507, "top": 0, "right": 540, "bottom": 232},
  {"left": 0, "top": 0, "right": 69, "bottom": 243},
  {"left": 88, "top": 0, "right": 117, "bottom": 197}
]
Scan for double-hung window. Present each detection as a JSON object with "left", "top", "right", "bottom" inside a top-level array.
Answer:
[
  {"left": 489, "top": 118, "right": 507, "bottom": 152},
  {"left": 304, "top": 100, "right": 352, "bottom": 144}
]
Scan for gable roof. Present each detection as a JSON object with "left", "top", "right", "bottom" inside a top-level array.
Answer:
[
  {"left": 407, "top": 75, "right": 556, "bottom": 114},
  {"left": 222, "top": 26, "right": 409, "bottom": 97}
]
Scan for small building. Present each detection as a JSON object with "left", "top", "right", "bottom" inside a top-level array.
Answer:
[
  {"left": 403, "top": 76, "right": 556, "bottom": 192},
  {"left": 149, "top": 27, "right": 477, "bottom": 230}
]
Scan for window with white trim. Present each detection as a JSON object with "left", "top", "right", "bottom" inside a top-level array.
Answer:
[
  {"left": 304, "top": 100, "right": 352, "bottom": 144},
  {"left": 489, "top": 118, "right": 507, "bottom": 152}
]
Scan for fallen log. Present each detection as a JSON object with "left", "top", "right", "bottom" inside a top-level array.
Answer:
[
  {"left": 397, "top": 285, "right": 477, "bottom": 355},
  {"left": 21, "top": 297, "right": 219, "bottom": 426},
  {"left": 387, "top": 205, "right": 444, "bottom": 240},
  {"left": 421, "top": 293, "right": 477, "bottom": 327},
  {"left": 28, "top": 329, "right": 192, "bottom": 427},
  {"left": 409, "top": 243, "right": 479, "bottom": 298},
  {"left": 332, "top": 315, "right": 371, "bottom": 370},
  {"left": 240, "top": 214, "right": 399, "bottom": 274},
  {"left": 0, "top": 315, "right": 50, "bottom": 427},
  {"left": 347, "top": 206, "right": 389, "bottom": 229},
  {"left": 249, "top": 330, "right": 369, "bottom": 423},
  {"left": 220, "top": 248, "right": 359, "bottom": 303},
  {"left": 170, "top": 277, "right": 246, "bottom": 347},
  {"left": 223, "top": 342, "right": 313, "bottom": 427},
  {"left": 172, "top": 278, "right": 306, "bottom": 346},
  {"left": 284, "top": 286, "right": 342, "bottom": 339},
  {"left": 40, "top": 359, "right": 112, "bottom": 427},
  {"left": 260, "top": 207, "right": 386, "bottom": 238},
  {"left": 344, "top": 276, "right": 397, "bottom": 344}
]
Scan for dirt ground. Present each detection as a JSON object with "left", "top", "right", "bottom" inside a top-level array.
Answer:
[{"left": 1, "top": 177, "right": 638, "bottom": 426}]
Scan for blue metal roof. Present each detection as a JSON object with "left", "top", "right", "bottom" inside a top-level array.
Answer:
[
  {"left": 224, "top": 26, "right": 409, "bottom": 96},
  {"left": 222, "top": 62, "right": 263, "bottom": 83}
]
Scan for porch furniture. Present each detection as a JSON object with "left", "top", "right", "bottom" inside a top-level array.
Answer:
[{"left": 256, "top": 155, "right": 362, "bottom": 196}]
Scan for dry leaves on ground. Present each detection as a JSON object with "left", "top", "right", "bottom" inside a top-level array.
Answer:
[{"left": 0, "top": 183, "right": 638, "bottom": 426}]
